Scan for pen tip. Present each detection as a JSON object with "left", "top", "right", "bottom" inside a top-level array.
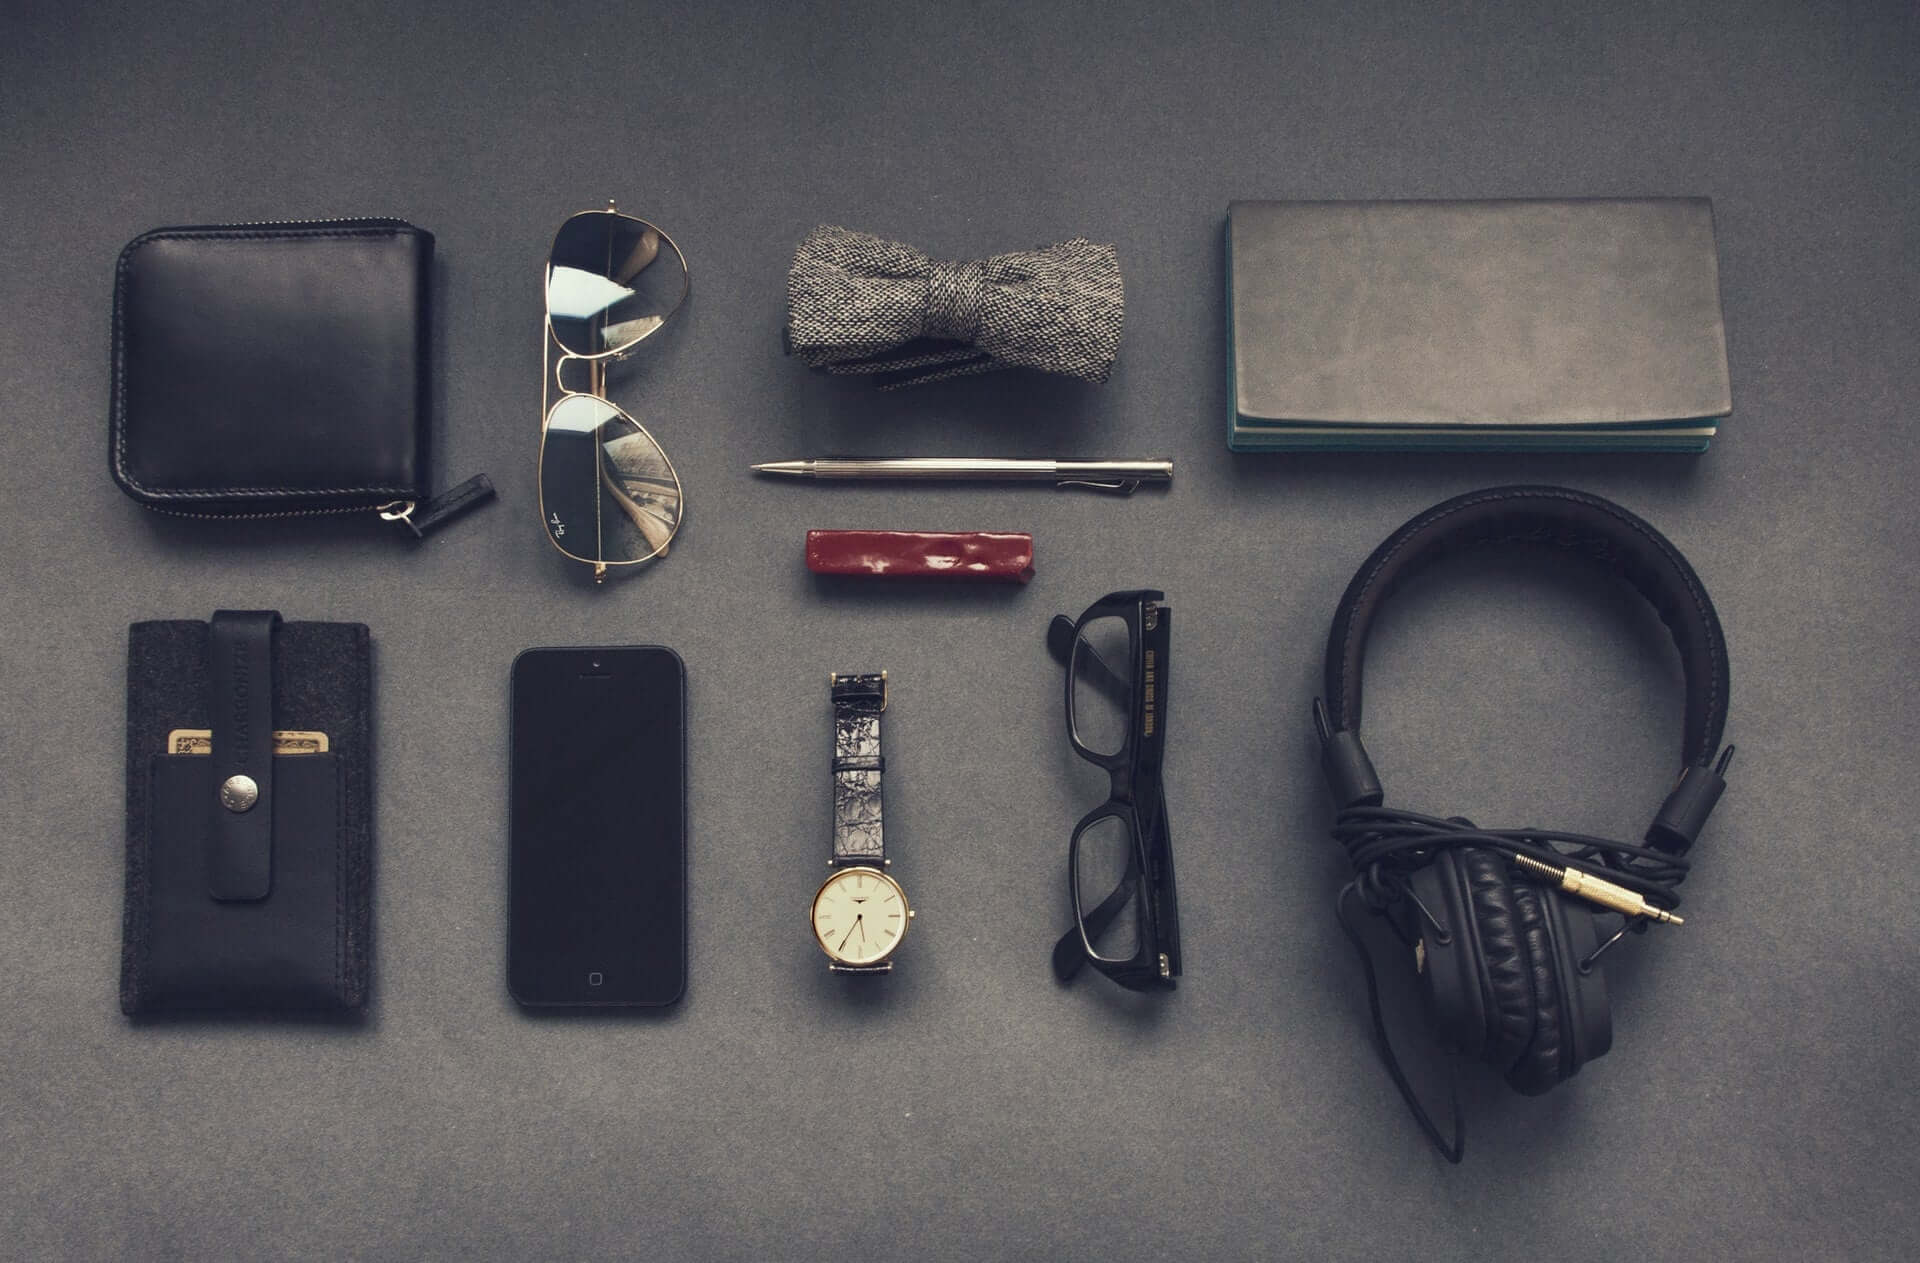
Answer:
[{"left": 750, "top": 463, "right": 772, "bottom": 473}]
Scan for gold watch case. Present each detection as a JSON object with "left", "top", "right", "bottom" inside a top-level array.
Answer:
[{"left": 810, "top": 865, "right": 913, "bottom": 967}]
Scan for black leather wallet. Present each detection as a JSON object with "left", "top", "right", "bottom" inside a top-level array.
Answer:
[
  {"left": 119, "top": 611, "right": 373, "bottom": 1015},
  {"left": 108, "top": 219, "right": 491, "bottom": 536}
]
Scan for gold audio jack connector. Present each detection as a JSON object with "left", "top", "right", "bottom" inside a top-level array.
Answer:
[{"left": 1510, "top": 854, "right": 1684, "bottom": 925}]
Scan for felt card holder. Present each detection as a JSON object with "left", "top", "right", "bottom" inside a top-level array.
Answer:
[{"left": 119, "top": 611, "right": 373, "bottom": 1015}]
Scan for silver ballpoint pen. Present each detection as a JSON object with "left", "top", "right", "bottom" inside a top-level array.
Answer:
[{"left": 751, "top": 457, "right": 1174, "bottom": 495}]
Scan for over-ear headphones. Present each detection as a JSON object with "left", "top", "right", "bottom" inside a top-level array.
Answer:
[{"left": 1313, "top": 485, "right": 1734, "bottom": 1161}]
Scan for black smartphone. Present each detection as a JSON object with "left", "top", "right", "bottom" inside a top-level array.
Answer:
[{"left": 509, "top": 645, "right": 686, "bottom": 1007}]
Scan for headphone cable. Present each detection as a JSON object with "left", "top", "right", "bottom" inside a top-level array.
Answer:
[
  {"left": 1336, "top": 881, "right": 1465, "bottom": 1163},
  {"left": 1334, "top": 806, "right": 1692, "bottom": 922}
]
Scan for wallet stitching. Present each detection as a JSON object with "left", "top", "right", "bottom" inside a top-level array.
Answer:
[
  {"left": 110, "top": 225, "right": 425, "bottom": 503},
  {"left": 335, "top": 747, "right": 347, "bottom": 1005},
  {"left": 138, "top": 760, "right": 152, "bottom": 1006},
  {"left": 343, "top": 624, "right": 371, "bottom": 1006},
  {"left": 119, "top": 641, "right": 144, "bottom": 1011},
  {"left": 124, "top": 754, "right": 154, "bottom": 1012}
]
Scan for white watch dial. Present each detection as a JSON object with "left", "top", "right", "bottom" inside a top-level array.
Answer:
[{"left": 811, "top": 867, "right": 910, "bottom": 965}]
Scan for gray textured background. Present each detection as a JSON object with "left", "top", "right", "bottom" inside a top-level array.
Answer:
[{"left": 3, "top": 1, "right": 1916, "bottom": 1258}]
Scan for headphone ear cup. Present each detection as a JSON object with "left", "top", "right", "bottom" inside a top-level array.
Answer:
[
  {"left": 1408, "top": 853, "right": 1485, "bottom": 1055},
  {"left": 1503, "top": 879, "right": 1566, "bottom": 1094},
  {"left": 1413, "top": 849, "right": 1618, "bottom": 1094},
  {"left": 1459, "top": 847, "right": 1535, "bottom": 1070},
  {"left": 1542, "top": 890, "right": 1614, "bottom": 1077}
]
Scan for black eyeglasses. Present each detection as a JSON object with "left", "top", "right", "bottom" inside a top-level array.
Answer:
[{"left": 1048, "top": 589, "right": 1182, "bottom": 990}]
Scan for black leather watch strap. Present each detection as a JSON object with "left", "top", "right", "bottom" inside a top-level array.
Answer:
[{"left": 830, "top": 672, "right": 886, "bottom": 867}]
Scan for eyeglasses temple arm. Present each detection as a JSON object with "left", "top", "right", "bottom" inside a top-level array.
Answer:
[
  {"left": 1047, "top": 615, "right": 1132, "bottom": 709},
  {"left": 1050, "top": 925, "right": 1092, "bottom": 981},
  {"left": 1050, "top": 862, "right": 1144, "bottom": 983},
  {"left": 1047, "top": 615, "right": 1076, "bottom": 665}
]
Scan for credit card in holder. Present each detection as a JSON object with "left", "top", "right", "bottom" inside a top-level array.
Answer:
[{"left": 164, "top": 728, "right": 330, "bottom": 755}]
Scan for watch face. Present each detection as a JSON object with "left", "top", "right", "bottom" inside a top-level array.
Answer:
[{"left": 811, "top": 866, "right": 910, "bottom": 965}]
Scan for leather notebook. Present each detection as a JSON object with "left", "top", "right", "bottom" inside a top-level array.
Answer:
[
  {"left": 119, "top": 612, "right": 373, "bottom": 1015},
  {"left": 108, "top": 219, "right": 491, "bottom": 535},
  {"left": 1226, "top": 199, "right": 1733, "bottom": 452}
]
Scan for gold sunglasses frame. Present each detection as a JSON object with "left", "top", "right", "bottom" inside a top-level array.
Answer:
[{"left": 539, "top": 201, "right": 690, "bottom": 584}]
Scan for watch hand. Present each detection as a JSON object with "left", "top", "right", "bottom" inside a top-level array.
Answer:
[
  {"left": 856, "top": 916, "right": 867, "bottom": 943},
  {"left": 838, "top": 915, "right": 864, "bottom": 953}
]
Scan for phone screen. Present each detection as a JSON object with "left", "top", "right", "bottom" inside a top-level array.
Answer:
[{"left": 509, "top": 646, "right": 686, "bottom": 1006}]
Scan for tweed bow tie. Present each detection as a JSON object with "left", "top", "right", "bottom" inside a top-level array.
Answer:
[{"left": 785, "top": 225, "right": 1125, "bottom": 388}]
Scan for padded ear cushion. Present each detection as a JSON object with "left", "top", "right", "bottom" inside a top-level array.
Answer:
[
  {"left": 1503, "top": 879, "right": 1567, "bottom": 1095},
  {"left": 1460, "top": 848, "right": 1533, "bottom": 1068}
]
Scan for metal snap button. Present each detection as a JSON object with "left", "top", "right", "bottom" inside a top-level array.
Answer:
[{"left": 220, "top": 774, "right": 259, "bottom": 813}]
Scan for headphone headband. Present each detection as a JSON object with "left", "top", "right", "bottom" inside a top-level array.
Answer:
[{"left": 1321, "top": 485, "right": 1730, "bottom": 770}]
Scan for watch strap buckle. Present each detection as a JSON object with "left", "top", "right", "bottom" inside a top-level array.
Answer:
[{"left": 829, "top": 669, "right": 887, "bottom": 711}]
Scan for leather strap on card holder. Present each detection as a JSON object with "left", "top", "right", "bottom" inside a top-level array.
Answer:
[{"left": 207, "top": 610, "right": 280, "bottom": 901}]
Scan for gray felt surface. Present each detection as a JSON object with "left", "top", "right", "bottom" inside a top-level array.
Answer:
[{"left": 2, "top": 1, "right": 1916, "bottom": 1259}]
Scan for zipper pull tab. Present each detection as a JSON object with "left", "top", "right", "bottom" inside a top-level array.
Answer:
[{"left": 379, "top": 473, "right": 496, "bottom": 539}]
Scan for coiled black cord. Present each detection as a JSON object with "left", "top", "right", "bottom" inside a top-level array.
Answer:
[
  {"left": 1332, "top": 806, "right": 1691, "bottom": 1165},
  {"left": 1335, "top": 806, "right": 1691, "bottom": 919}
]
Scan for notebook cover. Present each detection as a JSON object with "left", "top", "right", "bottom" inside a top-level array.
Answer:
[{"left": 1226, "top": 199, "right": 1731, "bottom": 450}]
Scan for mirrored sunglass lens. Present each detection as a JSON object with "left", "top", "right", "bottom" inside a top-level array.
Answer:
[
  {"left": 1074, "top": 814, "right": 1141, "bottom": 963},
  {"left": 1069, "top": 615, "right": 1133, "bottom": 757},
  {"left": 547, "top": 212, "right": 687, "bottom": 356},
  {"left": 541, "top": 395, "right": 682, "bottom": 565}
]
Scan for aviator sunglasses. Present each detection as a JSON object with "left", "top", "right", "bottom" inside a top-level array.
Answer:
[{"left": 540, "top": 202, "right": 689, "bottom": 583}]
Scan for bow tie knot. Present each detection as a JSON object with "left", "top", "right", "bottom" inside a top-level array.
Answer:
[
  {"left": 922, "top": 257, "right": 987, "bottom": 344},
  {"left": 786, "top": 225, "right": 1125, "bottom": 388}
]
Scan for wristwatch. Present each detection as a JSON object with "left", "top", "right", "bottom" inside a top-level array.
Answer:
[{"left": 810, "top": 671, "right": 913, "bottom": 973}]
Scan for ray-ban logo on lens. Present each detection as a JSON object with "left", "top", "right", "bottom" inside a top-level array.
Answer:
[{"left": 548, "top": 511, "right": 566, "bottom": 537}]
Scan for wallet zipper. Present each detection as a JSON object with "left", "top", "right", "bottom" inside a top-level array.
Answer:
[
  {"left": 141, "top": 477, "right": 493, "bottom": 538},
  {"left": 143, "top": 502, "right": 386, "bottom": 522},
  {"left": 225, "top": 216, "right": 416, "bottom": 229}
]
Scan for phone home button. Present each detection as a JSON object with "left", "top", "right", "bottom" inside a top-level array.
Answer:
[{"left": 587, "top": 971, "right": 604, "bottom": 987}]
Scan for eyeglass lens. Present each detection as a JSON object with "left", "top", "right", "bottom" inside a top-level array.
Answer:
[
  {"left": 1069, "top": 615, "right": 1133, "bottom": 757},
  {"left": 546, "top": 211, "right": 686, "bottom": 357},
  {"left": 1073, "top": 814, "right": 1141, "bottom": 962},
  {"left": 539, "top": 394, "right": 681, "bottom": 564}
]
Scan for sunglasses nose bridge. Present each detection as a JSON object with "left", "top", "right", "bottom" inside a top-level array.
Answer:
[{"left": 552, "top": 351, "right": 607, "bottom": 398}]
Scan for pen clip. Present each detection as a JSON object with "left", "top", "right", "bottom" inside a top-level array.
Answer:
[{"left": 1057, "top": 478, "right": 1140, "bottom": 495}]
